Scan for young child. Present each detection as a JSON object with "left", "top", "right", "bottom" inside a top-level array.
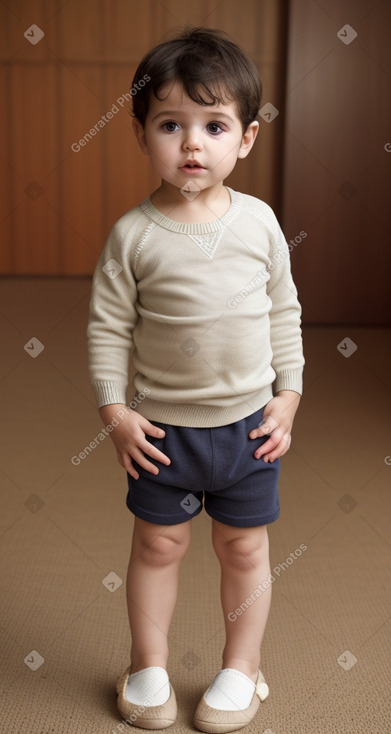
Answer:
[{"left": 87, "top": 27, "right": 304, "bottom": 733}]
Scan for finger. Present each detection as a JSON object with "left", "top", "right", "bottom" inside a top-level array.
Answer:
[
  {"left": 131, "top": 446, "right": 161, "bottom": 475},
  {"left": 126, "top": 464, "right": 139, "bottom": 480},
  {"left": 133, "top": 442, "right": 173, "bottom": 474},
  {"left": 137, "top": 421, "right": 171, "bottom": 465},
  {"left": 260, "top": 415, "right": 279, "bottom": 433},
  {"left": 119, "top": 452, "right": 140, "bottom": 480},
  {"left": 148, "top": 426, "right": 166, "bottom": 439},
  {"left": 139, "top": 457, "right": 162, "bottom": 475},
  {"left": 263, "top": 434, "right": 292, "bottom": 463},
  {"left": 141, "top": 442, "right": 171, "bottom": 466},
  {"left": 141, "top": 419, "right": 166, "bottom": 439},
  {"left": 249, "top": 415, "right": 279, "bottom": 439},
  {"left": 254, "top": 431, "right": 281, "bottom": 459}
]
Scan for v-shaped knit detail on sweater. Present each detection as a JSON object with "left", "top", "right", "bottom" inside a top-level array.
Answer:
[{"left": 187, "top": 229, "right": 223, "bottom": 259}]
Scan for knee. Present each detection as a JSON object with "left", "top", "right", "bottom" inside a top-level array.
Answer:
[
  {"left": 213, "top": 529, "right": 269, "bottom": 570},
  {"left": 138, "top": 533, "right": 190, "bottom": 567}
]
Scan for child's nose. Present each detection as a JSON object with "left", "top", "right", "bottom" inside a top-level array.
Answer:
[{"left": 182, "top": 128, "right": 202, "bottom": 151}]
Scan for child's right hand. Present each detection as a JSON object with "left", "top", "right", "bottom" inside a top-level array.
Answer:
[{"left": 98, "top": 404, "right": 171, "bottom": 480}]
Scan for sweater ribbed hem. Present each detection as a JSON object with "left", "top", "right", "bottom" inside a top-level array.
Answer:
[
  {"left": 91, "top": 373, "right": 303, "bottom": 423},
  {"left": 130, "top": 387, "right": 274, "bottom": 428}
]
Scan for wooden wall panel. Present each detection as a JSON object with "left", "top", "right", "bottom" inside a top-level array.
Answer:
[
  {"left": 0, "top": 158, "right": 13, "bottom": 273},
  {"left": 55, "top": 0, "right": 105, "bottom": 61},
  {"left": 9, "top": 64, "right": 60, "bottom": 273},
  {"left": 1, "top": 0, "right": 48, "bottom": 63},
  {"left": 0, "top": 0, "right": 287, "bottom": 275},
  {"left": 103, "top": 64, "right": 157, "bottom": 227},
  {"left": 103, "top": 1, "right": 158, "bottom": 61},
  {"left": 282, "top": 0, "right": 391, "bottom": 324},
  {"left": 226, "top": 0, "right": 288, "bottom": 210},
  {"left": 59, "top": 64, "right": 105, "bottom": 272},
  {"left": 155, "top": 0, "right": 211, "bottom": 31}
]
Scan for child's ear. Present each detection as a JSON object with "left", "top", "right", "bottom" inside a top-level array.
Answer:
[
  {"left": 237, "top": 120, "right": 259, "bottom": 159},
  {"left": 132, "top": 117, "right": 149, "bottom": 155}
]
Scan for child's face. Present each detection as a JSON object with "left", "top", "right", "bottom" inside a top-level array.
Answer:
[{"left": 133, "top": 81, "right": 258, "bottom": 196}]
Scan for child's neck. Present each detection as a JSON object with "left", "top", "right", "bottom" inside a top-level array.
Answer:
[{"left": 149, "top": 182, "right": 231, "bottom": 224}]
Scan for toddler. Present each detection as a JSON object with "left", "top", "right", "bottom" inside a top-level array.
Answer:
[{"left": 87, "top": 26, "right": 304, "bottom": 733}]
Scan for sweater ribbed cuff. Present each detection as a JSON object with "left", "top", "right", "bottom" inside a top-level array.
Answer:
[
  {"left": 92, "top": 380, "right": 127, "bottom": 408},
  {"left": 273, "top": 369, "right": 303, "bottom": 396}
]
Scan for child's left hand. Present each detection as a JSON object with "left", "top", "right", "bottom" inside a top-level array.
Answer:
[{"left": 249, "top": 390, "right": 301, "bottom": 463}]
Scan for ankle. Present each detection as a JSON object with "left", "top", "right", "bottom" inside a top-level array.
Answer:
[
  {"left": 130, "top": 653, "right": 168, "bottom": 675},
  {"left": 221, "top": 658, "right": 260, "bottom": 683}
]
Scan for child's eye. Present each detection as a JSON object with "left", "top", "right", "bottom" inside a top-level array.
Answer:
[
  {"left": 162, "top": 121, "right": 179, "bottom": 132},
  {"left": 206, "top": 122, "right": 223, "bottom": 135}
]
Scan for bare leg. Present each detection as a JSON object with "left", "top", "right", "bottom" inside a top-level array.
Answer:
[
  {"left": 126, "top": 516, "right": 192, "bottom": 674},
  {"left": 212, "top": 519, "right": 271, "bottom": 682}
]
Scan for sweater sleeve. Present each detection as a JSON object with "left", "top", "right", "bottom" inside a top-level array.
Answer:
[
  {"left": 266, "top": 213, "right": 304, "bottom": 395},
  {"left": 87, "top": 221, "right": 138, "bottom": 408}
]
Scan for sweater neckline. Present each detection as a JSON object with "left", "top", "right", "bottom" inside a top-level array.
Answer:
[{"left": 139, "top": 187, "right": 241, "bottom": 235}]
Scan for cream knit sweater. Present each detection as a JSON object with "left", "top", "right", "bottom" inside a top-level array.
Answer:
[{"left": 87, "top": 187, "right": 304, "bottom": 427}]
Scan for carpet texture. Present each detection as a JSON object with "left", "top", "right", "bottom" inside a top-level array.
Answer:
[{"left": 0, "top": 278, "right": 390, "bottom": 733}]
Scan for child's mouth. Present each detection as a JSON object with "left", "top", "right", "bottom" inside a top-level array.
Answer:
[{"left": 180, "top": 163, "right": 205, "bottom": 174}]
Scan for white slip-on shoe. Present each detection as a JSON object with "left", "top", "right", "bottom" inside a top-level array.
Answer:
[
  {"left": 116, "top": 665, "right": 177, "bottom": 730},
  {"left": 193, "top": 668, "right": 269, "bottom": 733}
]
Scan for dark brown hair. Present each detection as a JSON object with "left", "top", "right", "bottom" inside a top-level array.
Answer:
[{"left": 131, "top": 27, "right": 262, "bottom": 132}]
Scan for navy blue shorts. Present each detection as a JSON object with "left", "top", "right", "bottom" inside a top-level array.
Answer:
[{"left": 126, "top": 406, "right": 280, "bottom": 528}]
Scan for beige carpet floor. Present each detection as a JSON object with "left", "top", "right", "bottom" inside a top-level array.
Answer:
[{"left": 1, "top": 277, "right": 390, "bottom": 733}]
